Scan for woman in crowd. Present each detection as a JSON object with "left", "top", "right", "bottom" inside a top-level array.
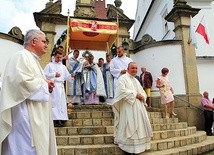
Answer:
[{"left": 156, "top": 67, "right": 177, "bottom": 118}]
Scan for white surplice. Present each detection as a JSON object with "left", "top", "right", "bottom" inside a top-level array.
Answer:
[
  {"left": 113, "top": 73, "right": 153, "bottom": 154},
  {"left": 0, "top": 49, "right": 57, "bottom": 155},
  {"left": 44, "top": 61, "right": 72, "bottom": 120},
  {"left": 110, "top": 55, "right": 132, "bottom": 88}
]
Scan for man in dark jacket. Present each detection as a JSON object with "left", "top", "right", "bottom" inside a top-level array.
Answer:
[{"left": 140, "top": 66, "right": 153, "bottom": 107}]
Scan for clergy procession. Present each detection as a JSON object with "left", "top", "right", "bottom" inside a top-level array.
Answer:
[
  {"left": 2, "top": 0, "right": 214, "bottom": 153},
  {"left": 0, "top": 31, "right": 153, "bottom": 154},
  {"left": 45, "top": 44, "right": 153, "bottom": 154}
]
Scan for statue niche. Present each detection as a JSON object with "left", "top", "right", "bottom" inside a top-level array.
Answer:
[{"left": 74, "top": 0, "right": 96, "bottom": 18}]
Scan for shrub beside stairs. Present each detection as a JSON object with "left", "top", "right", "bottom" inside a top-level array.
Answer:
[{"left": 55, "top": 104, "right": 214, "bottom": 155}]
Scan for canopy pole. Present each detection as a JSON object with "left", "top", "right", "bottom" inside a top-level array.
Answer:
[
  {"left": 117, "top": 12, "right": 119, "bottom": 47},
  {"left": 65, "top": 9, "right": 70, "bottom": 97},
  {"left": 66, "top": 9, "right": 70, "bottom": 64},
  {"left": 106, "top": 42, "right": 110, "bottom": 54}
]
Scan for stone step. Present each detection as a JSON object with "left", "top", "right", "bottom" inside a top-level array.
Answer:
[
  {"left": 64, "top": 117, "right": 178, "bottom": 127},
  {"left": 69, "top": 110, "right": 165, "bottom": 119},
  {"left": 56, "top": 134, "right": 113, "bottom": 146},
  {"left": 152, "top": 126, "right": 197, "bottom": 140},
  {"left": 68, "top": 111, "right": 113, "bottom": 119},
  {"left": 55, "top": 122, "right": 188, "bottom": 136},
  {"left": 68, "top": 111, "right": 179, "bottom": 123},
  {"left": 142, "top": 135, "right": 214, "bottom": 155},
  {"left": 150, "top": 131, "right": 207, "bottom": 151},
  {"left": 152, "top": 122, "right": 188, "bottom": 131},
  {"left": 56, "top": 121, "right": 188, "bottom": 136},
  {"left": 56, "top": 131, "right": 208, "bottom": 155},
  {"left": 68, "top": 104, "right": 113, "bottom": 112},
  {"left": 57, "top": 144, "right": 124, "bottom": 155},
  {"left": 147, "top": 111, "right": 163, "bottom": 118},
  {"left": 55, "top": 126, "right": 114, "bottom": 136},
  {"left": 150, "top": 117, "right": 179, "bottom": 124},
  {"left": 69, "top": 105, "right": 164, "bottom": 119},
  {"left": 65, "top": 118, "right": 114, "bottom": 127},
  {"left": 56, "top": 127, "right": 197, "bottom": 146}
]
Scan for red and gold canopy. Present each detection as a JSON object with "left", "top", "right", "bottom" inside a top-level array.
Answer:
[{"left": 69, "top": 18, "right": 118, "bottom": 51}]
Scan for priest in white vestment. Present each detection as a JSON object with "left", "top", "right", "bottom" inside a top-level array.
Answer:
[
  {"left": 0, "top": 29, "right": 57, "bottom": 155},
  {"left": 110, "top": 46, "right": 132, "bottom": 89},
  {"left": 82, "top": 54, "right": 106, "bottom": 104},
  {"left": 44, "top": 51, "right": 72, "bottom": 127},
  {"left": 67, "top": 49, "right": 84, "bottom": 104},
  {"left": 113, "top": 62, "right": 153, "bottom": 154}
]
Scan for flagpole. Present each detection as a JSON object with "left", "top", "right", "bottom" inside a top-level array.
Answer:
[{"left": 199, "top": 15, "right": 204, "bottom": 23}]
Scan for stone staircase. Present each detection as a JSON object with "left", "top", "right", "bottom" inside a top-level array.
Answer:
[{"left": 56, "top": 104, "right": 214, "bottom": 155}]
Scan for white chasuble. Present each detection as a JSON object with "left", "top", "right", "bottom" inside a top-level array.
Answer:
[
  {"left": 113, "top": 73, "right": 153, "bottom": 154},
  {"left": 0, "top": 49, "right": 57, "bottom": 155}
]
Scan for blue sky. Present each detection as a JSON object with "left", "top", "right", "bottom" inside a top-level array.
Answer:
[{"left": 0, "top": 0, "right": 136, "bottom": 35}]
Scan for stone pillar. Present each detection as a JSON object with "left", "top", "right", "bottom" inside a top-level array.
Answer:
[
  {"left": 40, "top": 22, "right": 56, "bottom": 68},
  {"left": 165, "top": 0, "right": 201, "bottom": 104}
]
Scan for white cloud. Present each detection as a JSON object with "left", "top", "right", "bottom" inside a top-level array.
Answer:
[
  {"left": 0, "top": 0, "right": 17, "bottom": 33},
  {"left": 0, "top": 0, "right": 47, "bottom": 34}
]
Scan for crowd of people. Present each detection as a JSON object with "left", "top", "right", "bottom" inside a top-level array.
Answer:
[
  {"left": 0, "top": 31, "right": 154, "bottom": 154},
  {"left": 1, "top": 28, "right": 214, "bottom": 155},
  {"left": 0, "top": 30, "right": 151, "bottom": 153},
  {"left": 4, "top": 28, "right": 214, "bottom": 154}
]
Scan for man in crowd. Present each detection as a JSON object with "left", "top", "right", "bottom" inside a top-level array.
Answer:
[
  {"left": 44, "top": 51, "right": 72, "bottom": 127},
  {"left": 113, "top": 62, "right": 152, "bottom": 154},
  {"left": 67, "top": 49, "right": 84, "bottom": 105},
  {"left": 201, "top": 91, "right": 214, "bottom": 136},
  {"left": 97, "top": 57, "right": 104, "bottom": 70},
  {"left": 140, "top": 66, "right": 153, "bottom": 107},
  {"left": 103, "top": 54, "right": 114, "bottom": 104},
  {"left": 110, "top": 46, "right": 132, "bottom": 88},
  {"left": 0, "top": 29, "right": 57, "bottom": 155},
  {"left": 51, "top": 45, "right": 67, "bottom": 65},
  {"left": 82, "top": 54, "right": 106, "bottom": 104}
]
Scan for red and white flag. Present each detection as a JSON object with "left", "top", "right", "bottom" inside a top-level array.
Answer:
[{"left": 196, "top": 16, "right": 209, "bottom": 44}]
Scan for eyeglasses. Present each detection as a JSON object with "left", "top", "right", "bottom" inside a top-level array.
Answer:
[
  {"left": 42, "top": 40, "right": 49, "bottom": 45},
  {"left": 33, "top": 38, "right": 49, "bottom": 45}
]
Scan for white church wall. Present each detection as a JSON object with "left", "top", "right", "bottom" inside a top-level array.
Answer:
[
  {"left": 192, "top": 2, "right": 214, "bottom": 56},
  {"left": 197, "top": 59, "right": 214, "bottom": 99},
  {"left": 0, "top": 38, "right": 23, "bottom": 76},
  {"left": 134, "top": 0, "right": 175, "bottom": 41},
  {"left": 187, "top": 0, "right": 213, "bottom": 9},
  {"left": 134, "top": 1, "right": 214, "bottom": 57},
  {"left": 133, "top": 0, "right": 214, "bottom": 100},
  {"left": 133, "top": 0, "right": 152, "bottom": 38},
  {"left": 130, "top": 43, "right": 186, "bottom": 96}
]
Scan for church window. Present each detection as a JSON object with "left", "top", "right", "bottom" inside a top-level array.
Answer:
[{"left": 161, "top": 7, "right": 169, "bottom": 36}]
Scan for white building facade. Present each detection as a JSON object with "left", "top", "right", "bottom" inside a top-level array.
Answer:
[{"left": 132, "top": 0, "right": 214, "bottom": 98}]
